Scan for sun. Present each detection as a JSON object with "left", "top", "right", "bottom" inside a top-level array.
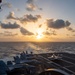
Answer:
[
  {"left": 36, "top": 34, "right": 43, "bottom": 39},
  {"left": 36, "top": 29, "right": 44, "bottom": 39}
]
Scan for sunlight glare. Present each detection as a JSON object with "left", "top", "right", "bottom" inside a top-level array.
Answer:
[
  {"left": 36, "top": 29, "right": 44, "bottom": 39},
  {"left": 37, "top": 34, "right": 43, "bottom": 39}
]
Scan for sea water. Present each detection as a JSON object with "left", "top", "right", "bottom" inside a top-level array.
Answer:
[{"left": 0, "top": 42, "right": 75, "bottom": 61}]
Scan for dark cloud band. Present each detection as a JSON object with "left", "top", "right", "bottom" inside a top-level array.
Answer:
[
  {"left": 0, "top": 22, "right": 20, "bottom": 29},
  {"left": 20, "top": 27, "right": 34, "bottom": 35},
  {"left": 46, "top": 19, "right": 71, "bottom": 29}
]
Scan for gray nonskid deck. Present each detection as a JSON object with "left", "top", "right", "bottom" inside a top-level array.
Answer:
[{"left": 35, "top": 52, "right": 75, "bottom": 75}]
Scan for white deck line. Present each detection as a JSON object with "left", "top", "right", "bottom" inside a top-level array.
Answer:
[
  {"left": 37, "top": 55, "right": 75, "bottom": 75},
  {"left": 62, "top": 55, "right": 75, "bottom": 61},
  {"left": 60, "top": 59, "right": 75, "bottom": 66}
]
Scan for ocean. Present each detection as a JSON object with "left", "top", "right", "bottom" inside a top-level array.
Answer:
[{"left": 0, "top": 42, "right": 75, "bottom": 61}]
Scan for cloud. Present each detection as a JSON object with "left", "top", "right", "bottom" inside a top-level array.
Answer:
[
  {"left": 16, "top": 8, "right": 20, "bottom": 11},
  {"left": 20, "top": 14, "right": 41, "bottom": 23},
  {"left": 43, "top": 31, "right": 51, "bottom": 35},
  {"left": 26, "top": 0, "right": 42, "bottom": 11},
  {"left": 46, "top": 19, "right": 75, "bottom": 33},
  {"left": 7, "top": 12, "right": 42, "bottom": 23},
  {"left": 26, "top": 0, "right": 34, "bottom": 4},
  {"left": 1, "top": 2, "right": 12, "bottom": 8},
  {"left": 46, "top": 19, "right": 71, "bottom": 29},
  {"left": 38, "top": 24, "right": 42, "bottom": 28},
  {"left": 0, "top": 33, "right": 18, "bottom": 36},
  {"left": 73, "top": 34, "right": 75, "bottom": 36},
  {"left": 66, "top": 27, "right": 75, "bottom": 32},
  {"left": 7, "top": 12, "right": 16, "bottom": 19},
  {"left": 4, "top": 31, "right": 12, "bottom": 33},
  {"left": 0, "top": 33, "right": 4, "bottom": 35},
  {"left": 38, "top": 8, "right": 42, "bottom": 10},
  {"left": 0, "top": 31, "right": 18, "bottom": 36},
  {"left": 43, "top": 30, "right": 57, "bottom": 35},
  {"left": 66, "top": 21, "right": 71, "bottom": 26},
  {"left": 26, "top": 3, "right": 37, "bottom": 11},
  {"left": 3, "top": 33, "right": 18, "bottom": 36},
  {"left": 20, "top": 27, "right": 34, "bottom": 35},
  {"left": 0, "top": 22, "right": 20, "bottom": 29},
  {"left": 51, "top": 30, "right": 57, "bottom": 35}
]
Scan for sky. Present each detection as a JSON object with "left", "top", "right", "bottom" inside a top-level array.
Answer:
[{"left": 0, "top": 0, "right": 75, "bottom": 42}]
